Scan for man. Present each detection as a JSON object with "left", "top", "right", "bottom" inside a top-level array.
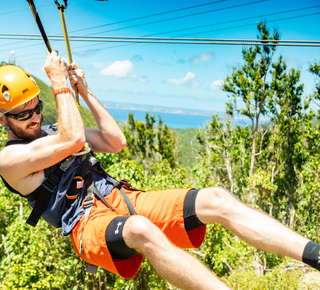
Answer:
[{"left": 0, "top": 51, "right": 319, "bottom": 290}]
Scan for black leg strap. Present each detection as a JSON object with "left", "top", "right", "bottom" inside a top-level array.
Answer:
[
  {"left": 108, "top": 177, "right": 136, "bottom": 215},
  {"left": 69, "top": 156, "right": 136, "bottom": 215}
]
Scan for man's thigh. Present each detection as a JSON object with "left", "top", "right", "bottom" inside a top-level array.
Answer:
[{"left": 127, "top": 187, "right": 206, "bottom": 248}]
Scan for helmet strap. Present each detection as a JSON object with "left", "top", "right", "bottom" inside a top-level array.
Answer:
[{"left": 3, "top": 124, "right": 20, "bottom": 140}]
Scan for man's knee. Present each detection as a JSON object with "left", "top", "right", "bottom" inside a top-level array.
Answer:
[
  {"left": 105, "top": 216, "right": 139, "bottom": 260},
  {"left": 198, "top": 187, "right": 236, "bottom": 208},
  {"left": 196, "top": 187, "right": 238, "bottom": 222},
  {"left": 106, "top": 215, "right": 160, "bottom": 259},
  {"left": 123, "top": 215, "right": 163, "bottom": 252}
]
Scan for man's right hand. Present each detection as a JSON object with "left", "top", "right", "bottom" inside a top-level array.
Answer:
[
  {"left": 44, "top": 51, "right": 69, "bottom": 90},
  {"left": 68, "top": 63, "right": 88, "bottom": 98}
]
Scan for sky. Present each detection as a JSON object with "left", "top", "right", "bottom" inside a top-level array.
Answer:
[{"left": 0, "top": 0, "right": 319, "bottom": 114}]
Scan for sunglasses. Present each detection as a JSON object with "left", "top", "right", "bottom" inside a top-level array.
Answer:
[{"left": 5, "top": 100, "right": 43, "bottom": 121}]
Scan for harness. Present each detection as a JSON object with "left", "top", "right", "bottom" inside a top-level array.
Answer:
[
  {"left": 4, "top": 131, "right": 137, "bottom": 274},
  {"left": 66, "top": 155, "right": 137, "bottom": 259},
  {"left": 28, "top": 152, "right": 137, "bottom": 273}
]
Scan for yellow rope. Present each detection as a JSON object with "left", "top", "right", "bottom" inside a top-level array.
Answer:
[{"left": 58, "top": 6, "right": 79, "bottom": 107}]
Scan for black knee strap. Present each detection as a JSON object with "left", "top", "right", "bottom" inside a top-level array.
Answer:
[
  {"left": 106, "top": 216, "right": 138, "bottom": 260},
  {"left": 183, "top": 188, "right": 205, "bottom": 231}
]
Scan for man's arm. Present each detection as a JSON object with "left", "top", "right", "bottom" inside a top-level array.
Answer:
[
  {"left": 68, "top": 63, "right": 126, "bottom": 154},
  {"left": 0, "top": 51, "right": 86, "bottom": 195}
]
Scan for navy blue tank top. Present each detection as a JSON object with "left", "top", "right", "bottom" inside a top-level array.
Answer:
[{"left": 1, "top": 125, "right": 114, "bottom": 236}]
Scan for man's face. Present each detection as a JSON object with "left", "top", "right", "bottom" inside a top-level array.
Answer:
[{"left": 4, "top": 97, "right": 43, "bottom": 141}]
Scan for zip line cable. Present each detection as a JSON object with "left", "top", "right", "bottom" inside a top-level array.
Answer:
[
  {"left": 147, "top": 5, "right": 320, "bottom": 37},
  {"left": 88, "top": 0, "right": 268, "bottom": 36},
  {"left": 64, "top": 10, "right": 320, "bottom": 54},
  {"left": 2, "top": 3, "right": 319, "bottom": 49},
  {"left": 37, "top": 7, "right": 320, "bottom": 55},
  {"left": 1, "top": 34, "right": 319, "bottom": 47},
  {"left": 3, "top": 6, "right": 320, "bottom": 53},
  {"left": 1, "top": 3, "right": 319, "bottom": 62},
  {"left": 3, "top": 34, "right": 320, "bottom": 44},
  {"left": 68, "top": 3, "right": 320, "bottom": 37},
  {"left": 179, "top": 11, "right": 320, "bottom": 37},
  {"left": 0, "top": 4, "right": 53, "bottom": 16},
  {"left": 61, "top": 36, "right": 320, "bottom": 45},
  {"left": 70, "top": 0, "right": 228, "bottom": 34},
  {"left": 0, "top": 40, "right": 26, "bottom": 51},
  {"left": 4, "top": 11, "right": 319, "bottom": 65}
]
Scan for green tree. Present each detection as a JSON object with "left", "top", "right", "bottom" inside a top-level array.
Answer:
[
  {"left": 223, "top": 21, "right": 279, "bottom": 184},
  {"left": 195, "top": 115, "right": 251, "bottom": 195},
  {"left": 267, "top": 56, "right": 305, "bottom": 227},
  {"left": 120, "top": 113, "right": 178, "bottom": 171},
  {"left": 0, "top": 126, "right": 7, "bottom": 150},
  {"left": 294, "top": 59, "right": 320, "bottom": 241},
  {"left": 309, "top": 59, "right": 320, "bottom": 101}
]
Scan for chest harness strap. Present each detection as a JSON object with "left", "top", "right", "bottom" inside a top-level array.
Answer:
[{"left": 26, "top": 155, "right": 76, "bottom": 227}]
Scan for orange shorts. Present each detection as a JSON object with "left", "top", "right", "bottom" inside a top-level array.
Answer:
[{"left": 70, "top": 187, "right": 206, "bottom": 279}]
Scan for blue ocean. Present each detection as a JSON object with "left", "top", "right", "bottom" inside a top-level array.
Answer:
[{"left": 108, "top": 108, "right": 214, "bottom": 129}]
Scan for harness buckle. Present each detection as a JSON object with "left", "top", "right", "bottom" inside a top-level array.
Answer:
[
  {"left": 82, "top": 195, "right": 96, "bottom": 209},
  {"left": 41, "top": 178, "right": 57, "bottom": 193}
]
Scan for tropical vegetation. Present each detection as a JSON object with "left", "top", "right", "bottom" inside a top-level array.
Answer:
[{"left": 0, "top": 22, "right": 320, "bottom": 289}]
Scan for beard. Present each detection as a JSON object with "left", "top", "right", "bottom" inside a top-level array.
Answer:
[{"left": 6, "top": 114, "right": 43, "bottom": 141}]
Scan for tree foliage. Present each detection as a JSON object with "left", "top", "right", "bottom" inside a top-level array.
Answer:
[
  {"left": 119, "top": 113, "right": 178, "bottom": 171},
  {"left": 223, "top": 21, "right": 279, "bottom": 178}
]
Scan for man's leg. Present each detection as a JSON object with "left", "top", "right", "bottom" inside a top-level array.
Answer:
[
  {"left": 123, "top": 215, "right": 231, "bottom": 290},
  {"left": 195, "top": 187, "right": 319, "bottom": 267}
]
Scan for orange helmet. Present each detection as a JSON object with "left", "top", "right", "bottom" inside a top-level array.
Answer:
[{"left": 0, "top": 65, "right": 40, "bottom": 115}]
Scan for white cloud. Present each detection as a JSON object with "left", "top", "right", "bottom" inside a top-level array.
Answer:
[
  {"left": 190, "top": 52, "right": 214, "bottom": 66},
  {"left": 100, "top": 60, "right": 133, "bottom": 78},
  {"left": 166, "top": 72, "right": 199, "bottom": 88},
  {"left": 137, "top": 77, "right": 149, "bottom": 83},
  {"left": 210, "top": 80, "right": 223, "bottom": 91}
]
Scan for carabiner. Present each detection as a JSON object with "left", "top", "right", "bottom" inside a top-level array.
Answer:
[
  {"left": 72, "top": 142, "right": 92, "bottom": 156},
  {"left": 54, "top": 0, "right": 68, "bottom": 10}
]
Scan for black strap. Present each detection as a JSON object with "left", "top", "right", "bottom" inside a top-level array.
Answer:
[
  {"left": 27, "top": 154, "right": 136, "bottom": 227},
  {"left": 27, "top": 0, "right": 52, "bottom": 52},
  {"left": 84, "top": 158, "right": 114, "bottom": 211},
  {"left": 86, "top": 263, "right": 98, "bottom": 274},
  {"left": 26, "top": 165, "right": 65, "bottom": 227},
  {"left": 67, "top": 156, "right": 136, "bottom": 215},
  {"left": 4, "top": 131, "right": 62, "bottom": 226},
  {"left": 109, "top": 178, "right": 136, "bottom": 215}
]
